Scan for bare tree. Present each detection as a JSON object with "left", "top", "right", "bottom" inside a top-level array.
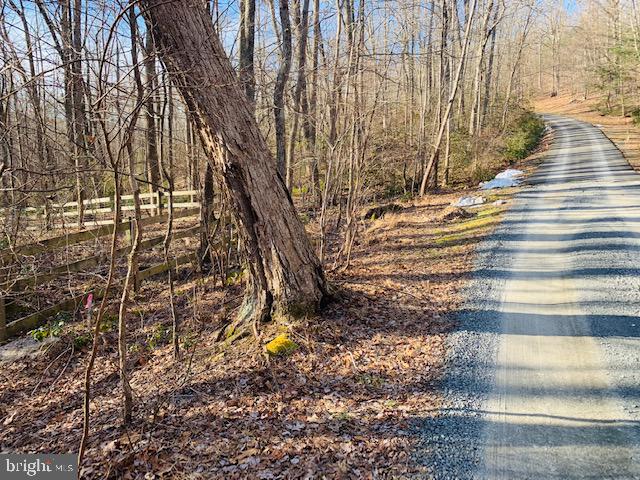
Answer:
[
  {"left": 274, "top": 0, "right": 293, "bottom": 180},
  {"left": 286, "top": 0, "right": 311, "bottom": 188},
  {"left": 239, "top": 0, "right": 257, "bottom": 106},
  {"left": 142, "top": 0, "right": 327, "bottom": 332},
  {"left": 420, "top": 0, "right": 478, "bottom": 195},
  {"left": 144, "top": 28, "right": 162, "bottom": 194}
]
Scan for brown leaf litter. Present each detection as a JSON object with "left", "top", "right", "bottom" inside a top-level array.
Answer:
[{"left": 0, "top": 191, "right": 507, "bottom": 479}]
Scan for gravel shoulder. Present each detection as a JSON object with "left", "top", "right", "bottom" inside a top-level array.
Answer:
[{"left": 414, "top": 193, "right": 513, "bottom": 479}]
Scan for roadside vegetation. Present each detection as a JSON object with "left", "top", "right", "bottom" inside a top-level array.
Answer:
[{"left": 504, "top": 111, "right": 547, "bottom": 162}]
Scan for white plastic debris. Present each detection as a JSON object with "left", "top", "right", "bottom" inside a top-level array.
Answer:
[
  {"left": 481, "top": 178, "right": 519, "bottom": 189},
  {"left": 480, "top": 168, "right": 524, "bottom": 190},
  {"left": 495, "top": 169, "right": 523, "bottom": 179},
  {"left": 452, "top": 196, "right": 486, "bottom": 207}
]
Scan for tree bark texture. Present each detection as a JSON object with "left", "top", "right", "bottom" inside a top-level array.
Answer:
[
  {"left": 239, "top": 0, "right": 257, "bottom": 105},
  {"left": 142, "top": 0, "right": 327, "bottom": 328}
]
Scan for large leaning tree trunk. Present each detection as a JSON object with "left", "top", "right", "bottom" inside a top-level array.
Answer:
[{"left": 142, "top": 0, "right": 327, "bottom": 332}]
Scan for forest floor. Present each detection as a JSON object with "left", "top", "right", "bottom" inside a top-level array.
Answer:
[{"left": 0, "top": 159, "right": 547, "bottom": 478}]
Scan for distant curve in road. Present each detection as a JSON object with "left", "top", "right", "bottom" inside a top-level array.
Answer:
[{"left": 422, "top": 115, "right": 640, "bottom": 479}]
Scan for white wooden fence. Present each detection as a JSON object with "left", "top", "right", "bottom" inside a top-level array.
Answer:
[{"left": 20, "top": 190, "right": 199, "bottom": 228}]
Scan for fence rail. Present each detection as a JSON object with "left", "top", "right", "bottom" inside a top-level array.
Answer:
[
  {"left": 13, "top": 190, "right": 200, "bottom": 229},
  {"left": 2, "top": 252, "right": 197, "bottom": 339},
  {"left": 0, "top": 205, "right": 203, "bottom": 341}
]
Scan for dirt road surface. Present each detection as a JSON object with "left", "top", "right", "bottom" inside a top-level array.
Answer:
[{"left": 422, "top": 115, "right": 640, "bottom": 479}]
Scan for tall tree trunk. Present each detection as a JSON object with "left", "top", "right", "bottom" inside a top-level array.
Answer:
[
  {"left": 424, "top": 0, "right": 448, "bottom": 190},
  {"left": 143, "top": 0, "right": 326, "bottom": 331},
  {"left": 500, "top": 5, "right": 533, "bottom": 129},
  {"left": 327, "top": 0, "right": 343, "bottom": 149},
  {"left": 199, "top": 161, "right": 216, "bottom": 269},
  {"left": 468, "top": 0, "right": 494, "bottom": 137},
  {"left": 419, "top": 0, "right": 477, "bottom": 196},
  {"left": 481, "top": 3, "right": 498, "bottom": 125},
  {"left": 144, "top": 28, "right": 162, "bottom": 194},
  {"left": 185, "top": 115, "right": 198, "bottom": 189},
  {"left": 239, "top": 0, "right": 257, "bottom": 106},
  {"left": 286, "top": 0, "right": 311, "bottom": 189},
  {"left": 71, "top": 0, "right": 89, "bottom": 225},
  {"left": 631, "top": 0, "right": 640, "bottom": 55},
  {"left": 55, "top": 0, "right": 88, "bottom": 225},
  {"left": 307, "top": 0, "right": 322, "bottom": 205},
  {"left": 274, "top": 0, "right": 293, "bottom": 180},
  {"left": 452, "top": 0, "right": 465, "bottom": 130}
]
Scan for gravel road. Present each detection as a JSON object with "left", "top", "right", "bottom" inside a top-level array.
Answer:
[{"left": 417, "top": 115, "right": 640, "bottom": 479}]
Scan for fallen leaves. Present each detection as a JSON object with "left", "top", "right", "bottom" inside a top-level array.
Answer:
[{"left": 0, "top": 191, "right": 489, "bottom": 478}]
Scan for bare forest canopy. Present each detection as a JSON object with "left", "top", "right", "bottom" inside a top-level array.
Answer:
[
  {"left": 2, "top": 0, "right": 613, "bottom": 236},
  {"left": 0, "top": 0, "right": 635, "bottom": 317},
  {"left": 0, "top": 0, "right": 635, "bottom": 312}
]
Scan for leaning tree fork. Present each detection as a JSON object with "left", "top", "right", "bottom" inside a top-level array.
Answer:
[{"left": 141, "top": 0, "right": 327, "bottom": 332}]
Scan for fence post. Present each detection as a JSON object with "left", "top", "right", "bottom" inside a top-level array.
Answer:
[
  {"left": 129, "top": 220, "right": 140, "bottom": 293},
  {"left": 0, "top": 297, "right": 7, "bottom": 342},
  {"left": 157, "top": 190, "right": 164, "bottom": 217}
]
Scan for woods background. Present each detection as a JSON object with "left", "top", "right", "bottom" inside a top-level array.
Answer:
[{"left": 2, "top": 0, "right": 610, "bottom": 240}]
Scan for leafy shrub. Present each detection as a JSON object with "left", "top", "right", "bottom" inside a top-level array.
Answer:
[
  {"left": 147, "top": 323, "right": 171, "bottom": 350},
  {"left": 181, "top": 331, "right": 197, "bottom": 351},
  {"left": 631, "top": 108, "right": 640, "bottom": 126},
  {"left": 99, "top": 313, "right": 118, "bottom": 332},
  {"left": 29, "top": 314, "right": 69, "bottom": 342},
  {"left": 72, "top": 332, "right": 92, "bottom": 350},
  {"left": 504, "top": 112, "right": 545, "bottom": 162},
  {"left": 471, "top": 165, "right": 496, "bottom": 184}
]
